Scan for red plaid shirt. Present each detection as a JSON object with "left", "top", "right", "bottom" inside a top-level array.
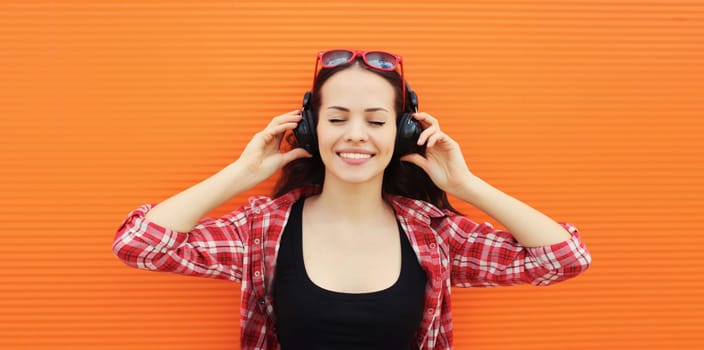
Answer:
[{"left": 113, "top": 185, "right": 591, "bottom": 349}]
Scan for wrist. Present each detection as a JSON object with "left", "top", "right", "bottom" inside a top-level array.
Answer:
[
  {"left": 452, "top": 173, "right": 487, "bottom": 205},
  {"left": 221, "top": 160, "right": 260, "bottom": 194}
]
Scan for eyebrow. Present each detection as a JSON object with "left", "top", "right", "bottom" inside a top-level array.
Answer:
[{"left": 327, "top": 106, "right": 390, "bottom": 113}]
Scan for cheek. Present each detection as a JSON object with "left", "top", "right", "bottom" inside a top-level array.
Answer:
[
  {"left": 316, "top": 125, "right": 337, "bottom": 146},
  {"left": 374, "top": 128, "right": 398, "bottom": 152}
]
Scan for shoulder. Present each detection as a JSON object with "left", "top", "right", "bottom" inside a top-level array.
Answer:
[{"left": 384, "top": 193, "right": 453, "bottom": 224}]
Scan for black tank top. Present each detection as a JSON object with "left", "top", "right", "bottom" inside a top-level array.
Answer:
[{"left": 273, "top": 199, "right": 427, "bottom": 350}]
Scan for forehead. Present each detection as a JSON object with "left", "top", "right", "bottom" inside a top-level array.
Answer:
[{"left": 319, "top": 66, "right": 396, "bottom": 108}]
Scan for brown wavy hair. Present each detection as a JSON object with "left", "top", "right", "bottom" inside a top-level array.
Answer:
[{"left": 273, "top": 58, "right": 459, "bottom": 213}]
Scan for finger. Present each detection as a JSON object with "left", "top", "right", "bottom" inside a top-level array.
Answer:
[
  {"left": 281, "top": 147, "right": 312, "bottom": 165},
  {"left": 426, "top": 132, "right": 447, "bottom": 149},
  {"left": 400, "top": 153, "right": 428, "bottom": 172},
  {"left": 413, "top": 112, "right": 438, "bottom": 128},
  {"left": 268, "top": 110, "right": 302, "bottom": 127},
  {"left": 269, "top": 111, "right": 302, "bottom": 128},
  {"left": 260, "top": 122, "right": 299, "bottom": 145},
  {"left": 416, "top": 125, "right": 438, "bottom": 146},
  {"left": 268, "top": 121, "right": 299, "bottom": 136}
]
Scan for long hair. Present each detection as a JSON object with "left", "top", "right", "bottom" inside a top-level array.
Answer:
[{"left": 273, "top": 58, "right": 460, "bottom": 214}]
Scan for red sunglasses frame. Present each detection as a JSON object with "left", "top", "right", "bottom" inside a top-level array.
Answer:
[{"left": 311, "top": 49, "right": 406, "bottom": 110}]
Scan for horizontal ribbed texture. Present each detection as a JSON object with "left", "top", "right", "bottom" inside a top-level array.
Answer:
[{"left": 1, "top": 1, "right": 703, "bottom": 349}]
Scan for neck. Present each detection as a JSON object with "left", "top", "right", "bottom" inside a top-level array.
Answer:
[{"left": 312, "top": 176, "right": 389, "bottom": 220}]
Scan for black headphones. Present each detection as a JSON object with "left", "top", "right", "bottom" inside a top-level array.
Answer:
[{"left": 293, "top": 81, "right": 423, "bottom": 158}]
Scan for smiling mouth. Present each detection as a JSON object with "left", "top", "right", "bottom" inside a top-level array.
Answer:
[{"left": 337, "top": 152, "right": 373, "bottom": 159}]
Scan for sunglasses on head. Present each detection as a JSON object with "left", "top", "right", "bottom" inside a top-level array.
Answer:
[{"left": 312, "top": 49, "right": 406, "bottom": 110}]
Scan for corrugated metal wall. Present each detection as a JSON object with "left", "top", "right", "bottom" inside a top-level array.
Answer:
[{"left": 1, "top": 1, "right": 703, "bottom": 349}]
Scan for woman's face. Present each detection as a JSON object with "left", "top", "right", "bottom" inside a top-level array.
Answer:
[{"left": 316, "top": 65, "right": 398, "bottom": 187}]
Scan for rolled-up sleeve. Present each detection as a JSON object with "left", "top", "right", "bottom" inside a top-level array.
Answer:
[
  {"left": 112, "top": 203, "right": 250, "bottom": 283},
  {"left": 447, "top": 215, "right": 591, "bottom": 287}
]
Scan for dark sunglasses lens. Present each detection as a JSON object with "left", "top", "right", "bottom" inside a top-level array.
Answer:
[
  {"left": 321, "top": 50, "right": 354, "bottom": 67},
  {"left": 365, "top": 51, "right": 397, "bottom": 70}
]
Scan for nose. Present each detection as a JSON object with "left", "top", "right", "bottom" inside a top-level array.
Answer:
[{"left": 344, "top": 118, "right": 369, "bottom": 142}]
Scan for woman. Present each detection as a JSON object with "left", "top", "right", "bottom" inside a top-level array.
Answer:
[{"left": 113, "top": 49, "right": 591, "bottom": 350}]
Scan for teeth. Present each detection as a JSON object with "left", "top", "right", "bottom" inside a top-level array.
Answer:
[{"left": 339, "top": 152, "right": 372, "bottom": 159}]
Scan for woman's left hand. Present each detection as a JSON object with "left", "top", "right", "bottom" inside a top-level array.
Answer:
[{"left": 400, "top": 112, "right": 474, "bottom": 196}]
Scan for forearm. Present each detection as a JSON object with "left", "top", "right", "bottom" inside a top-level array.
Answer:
[
  {"left": 455, "top": 174, "right": 572, "bottom": 247},
  {"left": 144, "top": 161, "right": 258, "bottom": 232}
]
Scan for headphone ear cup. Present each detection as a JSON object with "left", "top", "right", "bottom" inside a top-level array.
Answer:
[
  {"left": 293, "top": 108, "right": 318, "bottom": 156},
  {"left": 395, "top": 112, "right": 423, "bottom": 157},
  {"left": 293, "top": 91, "right": 318, "bottom": 156}
]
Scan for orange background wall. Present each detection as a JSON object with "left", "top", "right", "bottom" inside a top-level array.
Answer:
[{"left": 1, "top": 1, "right": 703, "bottom": 349}]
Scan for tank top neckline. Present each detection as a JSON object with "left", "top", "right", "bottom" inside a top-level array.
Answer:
[{"left": 291, "top": 199, "right": 409, "bottom": 299}]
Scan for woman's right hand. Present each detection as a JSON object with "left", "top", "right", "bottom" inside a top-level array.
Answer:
[{"left": 236, "top": 110, "right": 312, "bottom": 184}]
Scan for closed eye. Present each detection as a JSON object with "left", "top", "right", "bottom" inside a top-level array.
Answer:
[
  {"left": 328, "top": 118, "right": 346, "bottom": 124},
  {"left": 369, "top": 121, "right": 386, "bottom": 126}
]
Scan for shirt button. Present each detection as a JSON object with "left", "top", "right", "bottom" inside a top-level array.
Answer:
[
  {"left": 254, "top": 271, "right": 261, "bottom": 277},
  {"left": 253, "top": 207, "right": 261, "bottom": 214},
  {"left": 429, "top": 243, "right": 437, "bottom": 249},
  {"left": 258, "top": 298, "right": 265, "bottom": 305},
  {"left": 427, "top": 308, "right": 434, "bottom": 314},
  {"left": 254, "top": 238, "right": 260, "bottom": 244}
]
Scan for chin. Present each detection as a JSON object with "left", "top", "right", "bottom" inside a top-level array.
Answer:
[{"left": 326, "top": 170, "right": 385, "bottom": 187}]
